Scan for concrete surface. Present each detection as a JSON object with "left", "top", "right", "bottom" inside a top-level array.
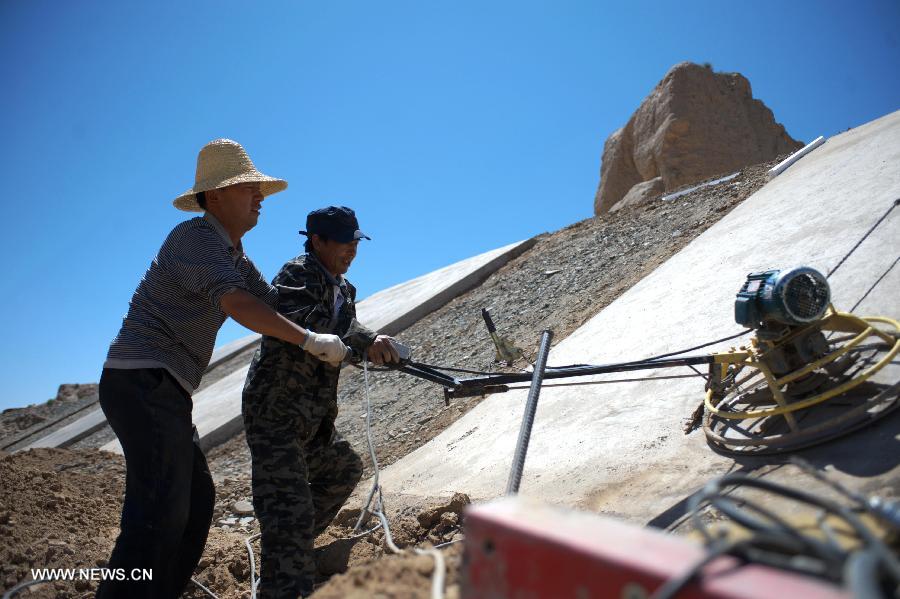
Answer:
[
  {"left": 378, "top": 110, "right": 900, "bottom": 524},
  {"left": 185, "top": 364, "right": 251, "bottom": 453},
  {"left": 19, "top": 406, "right": 107, "bottom": 450},
  {"left": 208, "top": 334, "right": 260, "bottom": 370},
  {"left": 17, "top": 339, "right": 260, "bottom": 452},
  {"left": 99, "top": 239, "right": 535, "bottom": 454},
  {"left": 354, "top": 239, "right": 535, "bottom": 335}
]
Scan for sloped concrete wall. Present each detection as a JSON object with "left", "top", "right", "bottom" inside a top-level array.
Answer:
[
  {"left": 20, "top": 407, "right": 108, "bottom": 450},
  {"left": 379, "top": 110, "right": 900, "bottom": 522},
  {"left": 99, "top": 239, "right": 535, "bottom": 454},
  {"left": 21, "top": 333, "right": 263, "bottom": 451},
  {"left": 355, "top": 240, "right": 535, "bottom": 335}
]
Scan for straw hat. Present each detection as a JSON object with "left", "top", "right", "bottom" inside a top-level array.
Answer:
[{"left": 172, "top": 139, "right": 288, "bottom": 212}]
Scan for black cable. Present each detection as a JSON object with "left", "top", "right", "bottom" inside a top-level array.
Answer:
[
  {"left": 354, "top": 359, "right": 517, "bottom": 377},
  {"left": 549, "top": 329, "right": 751, "bottom": 370},
  {"left": 362, "top": 327, "right": 749, "bottom": 380},
  {"left": 697, "top": 475, "right": 893, "bottom": 558},
  {"left": 660, "top": 472, "right": 900, "bottom": 599},
  {"left": 707, "top": 495, "right": 846, "bottom": 566},
  {"left": 641, "top": 330, "right": 752, "bottom": 361},
  {"left": 648, "top": 540, "right": 740, "bottom": 599},
  {"left": 827, "top": 197, "right": 899, "bottom": 279},
  {"left": 503, "top": 373, "right": 702, "bottom": 391},
  {"left": 850, "top": 254, "right": 899, "bottom": 312},
  {"left": 844, "top": 549, "right": 887, "bottom": 599},
  {"left": 418, "top": 329, "right": 749, "bottom": 375},
  {"left": 413, "top": 364, "right": 515, "bottom": 376},
  {"left": 650, "top": 529, "right": 853, "bottom": 599}
]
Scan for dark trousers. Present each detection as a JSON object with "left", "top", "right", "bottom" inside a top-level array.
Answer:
[
  {"left": 243, "top": 397, "right": 363, "bottom": 599},
  {"left": 96, "top": 368, "right": 214, "bottom": 599}
]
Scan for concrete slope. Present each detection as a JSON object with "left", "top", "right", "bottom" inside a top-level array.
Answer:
[
  {"left": 99, "top": 239, "right": 535, "bottom": 454},
  {"left": 19, "top": 407, "right": 108, "bottom": 451},
  {"left": 208, "top": 335, "right": 260, "bottom": 370},
  {"left": 378, "top": 110, "right": 900, "bottom": 521},
  {"left": 21, "top": 331, "right": 263, "bottom": 451},
  {"left": 355, "top": 239, "right": 537, "bottom": 335}
]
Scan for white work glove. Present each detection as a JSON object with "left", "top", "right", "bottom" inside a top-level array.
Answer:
[{"left": 301, "top": 331, "right": 348, "bottom": 366}]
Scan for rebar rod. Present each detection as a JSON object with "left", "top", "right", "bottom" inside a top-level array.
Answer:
[{"left": 506, "top": 330, "right": 553, "bottom": 495}]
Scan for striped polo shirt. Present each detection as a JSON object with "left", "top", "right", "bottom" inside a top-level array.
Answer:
[{"left": 105, "top": 213, "right": 278, "bottom": 394}]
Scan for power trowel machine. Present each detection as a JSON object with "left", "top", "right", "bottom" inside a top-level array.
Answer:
[
  {"left": 703, "top": 266, "right": 899, "bottom": 453},
  {"left": 390, "top": 266, "right": 900, "bottom": 455}
]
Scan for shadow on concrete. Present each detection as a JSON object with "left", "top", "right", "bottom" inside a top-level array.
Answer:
[
  {"left": 793, "top": 397, "right": 900, "bottom": 478},
  {"left": 647, "top": 382, "right": 900, "bottom": 530},
  {"left": 720, "top": 381, "right": 900, "bottom": 478},
  {"left": 645, "top": 462, "right": 769, "bottom": 531}
]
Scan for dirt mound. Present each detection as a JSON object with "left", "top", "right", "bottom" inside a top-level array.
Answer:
[
  {"left": 0, "top": 448, "right": 123, "bottom": 598},
  {"left": 309, "top": 494, "right": 469, "bottom": 598},
  {"left": 0, "top": 449, "right": 267, "bottom": 599},
  {"left": 0, "top": 446, "right": 469, "bottom": 598},
  {"left": 186, "top": 492, "right": 469, "bottom": 598},
  {"left": 312, "top": 544, "right": 463, "bottom": 599},
  {"left": 594, "top": 62, "right": 802, "bottom": 214}
]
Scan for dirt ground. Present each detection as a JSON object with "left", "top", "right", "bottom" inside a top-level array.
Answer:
[
  {"left": 0, "top": 447, "right": 470, "bottom": 598},
  {"left": 0, "top": 160, "right": 780, "bottom": 598},
  {"left": 0, "top": 448, "right": 123, "bottom": 598}
]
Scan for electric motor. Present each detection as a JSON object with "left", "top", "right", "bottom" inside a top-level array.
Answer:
[{"left": 734, "top": 267, "right": 831, "bottom": 328}]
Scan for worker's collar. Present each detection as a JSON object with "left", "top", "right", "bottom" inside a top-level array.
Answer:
[
  {"left": 204, "top": 212, "right": 244, "bottom": 257},
  {"left": 307, "top": 251, "right": 345, "bottom": 287}
]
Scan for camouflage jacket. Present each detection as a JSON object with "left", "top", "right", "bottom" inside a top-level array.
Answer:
[{"left": 242, "top": 252, "right": 377, "bottom": 444}]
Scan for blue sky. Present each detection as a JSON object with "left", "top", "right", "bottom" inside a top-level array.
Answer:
[{"left": 2, "top": 0, "right": 898, "bottom": 410}]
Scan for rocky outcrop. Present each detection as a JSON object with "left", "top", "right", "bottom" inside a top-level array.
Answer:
[
  {"left": 594, "top": 62, "right": 802, "bottom": 214},
  {"left": 610, "top": 176, "right": 665, "bottom": 213}
]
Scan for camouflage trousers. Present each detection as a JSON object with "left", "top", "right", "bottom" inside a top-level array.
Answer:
[{"left": 243, "top": 396, "right": 363, "bottom": 599}]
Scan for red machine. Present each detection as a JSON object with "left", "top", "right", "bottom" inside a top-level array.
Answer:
[{"left": 462, "top": 497, "right": 848, "bottom": 599}]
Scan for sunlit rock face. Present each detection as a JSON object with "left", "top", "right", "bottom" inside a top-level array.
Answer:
[{"left": 595, "top": 62, "right": 802, "bottom": 215}]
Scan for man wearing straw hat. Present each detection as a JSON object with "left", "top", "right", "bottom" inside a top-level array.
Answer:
[{"left": 97, "top": 139, "right": 348, "bottom": 599}]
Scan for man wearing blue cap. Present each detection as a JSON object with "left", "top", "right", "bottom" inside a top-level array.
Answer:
[{"left": 242, "top": 206, "right": 401, "bottom": 598}]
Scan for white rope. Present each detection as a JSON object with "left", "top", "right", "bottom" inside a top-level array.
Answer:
[
  {"left": 244, "top": 532, "right": 261, "bottom": 599},
  {"left": 353, "top": 352, "right": 381, "bottom": 531},
  {"left": 354, "top": 355, "right": 447, "bottom": 599},
  {"left": 374, "top": 505, "right": 446, "bottom": 599},
  {"left": 2, "top": 578, "right": 52, "bottom": 599},
  {"left": 191, "top": 577, "right": 219, "bottom": 598},
  {"left": 345, "top": 521, "right": 384, "bottom": 540}
]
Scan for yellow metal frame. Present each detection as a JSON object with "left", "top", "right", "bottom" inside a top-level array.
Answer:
[{"left": 704, "top": 308, "right": 900, "bottom": 420}]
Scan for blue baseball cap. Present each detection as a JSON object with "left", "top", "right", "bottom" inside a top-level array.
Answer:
[{"left": 299, "top": 206, "right": 371, "bottom": 243}]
